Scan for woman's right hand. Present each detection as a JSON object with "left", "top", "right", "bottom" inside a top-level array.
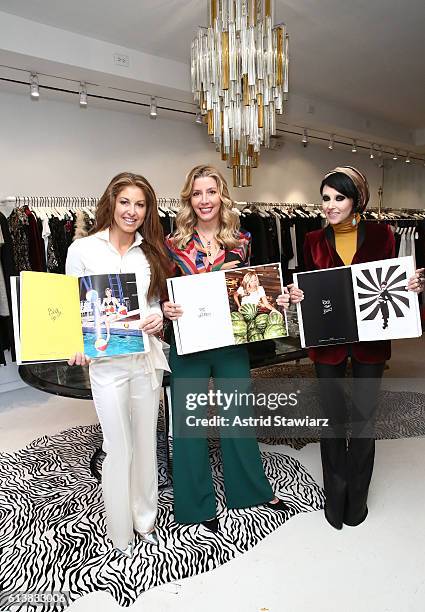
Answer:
[
  {"left": 68, "top": 352, "right": 91, "bottom": 366},
  {"left": 162, "top": 301, "right": 184, "bottom": 320},
  {"left": 288, "top": 283, "right": 304, "bottom": 304}
]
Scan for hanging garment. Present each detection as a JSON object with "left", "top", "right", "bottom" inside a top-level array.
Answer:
[
  {"left": 25, "top": 208, "right": 47, "bottom": 272},
  {"left": 239, "top": 212, "right": 269, "bottom": 266},
  {"left": 8, "top": 207, "right": 31, "bottom": 272},
  {"left": 0, "top": 212, "right": 17, "bottom": 363},
  {"left": 47, "top": 216, "right": 69, "bottom": 273},
  {"left": 288, "top": 224, "right": 298, "bottom": 270},
  {"left": 0, "top": 260, "right": 9, "bottom": 317}
]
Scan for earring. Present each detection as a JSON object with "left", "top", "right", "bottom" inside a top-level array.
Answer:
[{"left": 351, "top": 215, "right": 357, "bottom": 227}]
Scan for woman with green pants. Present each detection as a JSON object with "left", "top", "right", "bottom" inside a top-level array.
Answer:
[{"left": 163, "top": 164, "right": 289, "bottom": 532}]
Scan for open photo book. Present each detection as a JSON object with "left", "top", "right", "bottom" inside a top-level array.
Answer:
[
  {"left": 167, "top": 262, "right": 288, "bottom": 355},
  {"left": 294, "top": 255, "right": 422, "bottom": 349},
  {"left": 11, "top": 271, "right": 149, "bottom": 364}
]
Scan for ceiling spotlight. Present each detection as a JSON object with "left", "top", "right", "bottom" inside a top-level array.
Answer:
[
  {"left": 30, "top": 73, "right": 39, "bottom": 99},
  {"left": 351, "top": 139, "right": 357, "bottom": 153},
  {"left": 195, "top": 111, "right": 203, "bottom": 124},
  {"left": 328, "top": 135, "right": 334, "bottom": 150},
  {"left": 302, "top": 128, "right": 308, "bottom": 147},
  {"left": 405, "top": 153, "right": 411, "bottom": 163},
  {"left": 392, "top": 151, "right": 398, "bottom": 160},
  {"left": 369, "top": 145, "right": 374, "bottom": 159},
  {"left": 150, "top": 97, "right": 157, "bottom": 119},
  {"left": 79, "top": 82, "right": 88, "bottom": 107}
]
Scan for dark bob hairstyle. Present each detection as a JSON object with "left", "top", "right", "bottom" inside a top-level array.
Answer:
[{"left": 320, "top": 172, "right": 359, "bottom": 212}]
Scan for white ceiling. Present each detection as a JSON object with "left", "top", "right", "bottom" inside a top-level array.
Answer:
[{"left": 0, "top": 0, "right": 424, "bottom": 129}]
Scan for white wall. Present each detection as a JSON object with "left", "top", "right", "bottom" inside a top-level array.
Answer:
[
  {"left": 0, "top": 89, "right": 386, "bottom": 206},
  {"left": 383, "top": 160, "right": 425, "bottom": 210}
]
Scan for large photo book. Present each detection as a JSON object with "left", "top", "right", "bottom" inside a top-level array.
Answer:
[
  {"left": 167, "top": 263, "right": 288, "bottom": 355},
  {"left": 11, "top": 271, "right": 149, "bottom": 364},
  {"left": 294, "top": 255, "right": 422, "bottom": 348}
]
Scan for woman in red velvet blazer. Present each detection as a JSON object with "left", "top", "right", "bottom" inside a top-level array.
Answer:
[
  {"left": 290, "top": 166, "right": 424, "bottom": 530},
  {"left": 303, "top": 214, "right": 395, "bottom": 366}
]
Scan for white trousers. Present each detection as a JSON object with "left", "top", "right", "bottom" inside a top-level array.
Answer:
[{"left": 89, "top": 354, "right": 162, "bottom": 549}]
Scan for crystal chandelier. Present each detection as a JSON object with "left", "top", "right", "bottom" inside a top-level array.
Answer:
[{"left": 191, "top": 0, "right": 289, "bottom": 187}]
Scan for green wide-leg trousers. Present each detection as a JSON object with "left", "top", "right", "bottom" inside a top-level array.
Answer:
[{"left": 169, "top": 342, "right": 274, "bottom": 524}]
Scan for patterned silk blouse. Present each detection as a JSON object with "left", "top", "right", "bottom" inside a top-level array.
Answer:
[{"left": 165, "top": 229, "right": 251, "bottom": 276}]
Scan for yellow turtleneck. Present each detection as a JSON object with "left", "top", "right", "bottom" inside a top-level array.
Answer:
[{"left": 333, "top": 214, "right": 360, "bottom": 265}]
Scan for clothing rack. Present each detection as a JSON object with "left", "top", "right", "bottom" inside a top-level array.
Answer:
[
  {"left": 365, "top": 206, "right": 425, "bottom": 221},
  {"left": 0, "top": 196, "right": 99, "bottom": 207},
  {"left": 235, "top": 201, "right": 319, "bottom": 208},
  {"left": 157, "top": 197, "right": 180, "bottom": 208},
  {"left": 0, "top": 195, "right": 182, "bottom": 208},
  {"left": 238, "top": 200, "right": 424, "bottom": 217},
  {"left": 1, "top": 196, "right": 423, "bottom": 219}
]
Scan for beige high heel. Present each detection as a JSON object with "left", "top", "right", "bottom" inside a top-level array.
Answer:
[
  {"left": 135, "top": 529, "right": 158, "bottom": 545},
  {"left": 114, "top": 539, "right": 135, "bottom": 558}
]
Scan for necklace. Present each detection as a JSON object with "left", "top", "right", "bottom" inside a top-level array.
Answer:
[{"left": 196, "top": 228, "right": 220, "bottom": 259}]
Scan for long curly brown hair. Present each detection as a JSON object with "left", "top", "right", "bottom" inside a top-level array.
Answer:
[{"left": 90, "top": 172, "right": 170, "bottom": 301}]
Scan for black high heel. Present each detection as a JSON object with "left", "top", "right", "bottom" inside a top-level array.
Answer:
[
  {"left": 266, "top": 499, "right": 288, "bottom": 512},
  {"left": 201, "top": 517, "right": 219, "bottom": 533}
]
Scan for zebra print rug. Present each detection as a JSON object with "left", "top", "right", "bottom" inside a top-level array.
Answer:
[{"left": 0, "top": 424, "right": 323, "bottom": 608}]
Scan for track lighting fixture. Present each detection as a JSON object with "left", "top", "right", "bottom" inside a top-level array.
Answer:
[
  {"left": 79, "top": 82, "right": 88, "bottom": 107},
  {"left": 351, "top": 139, "right": 357, "bottom": 153},
  {"left": 149, "top": 97, "right": 157, "bottom": 119},
  {"left": 30, "top": 73, "right": 39, "bottom": 99},
  {"left": 405, "top": 153, "right": 411, "bottom": 163},
  {"left": 328, "top": 135, "right": 334, "bottom": 150},
  {"left": 392, "top": 151, "right": 398, "bottom": 160},
  {"left": 302, "top": 128, "right": 308, "bottom": 147},
  {"left": 369, "top": 145, "right": 374, "bottom": 159},
  {"left": 195, "top": 112, "right": 203, "bottom": 124}
]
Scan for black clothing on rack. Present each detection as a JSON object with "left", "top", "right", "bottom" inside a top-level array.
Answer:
[
  {"left": 239, "top": 205, "right": 323, "bottom": 283},
  {"left": 239, "top": 213, "right": 269, "bottom": 267},
  {"left": 0, "top": 212, "right": 17, "bottom": 364},
  {"left": 26, "top": 208, "right": 46, "bottom": 272}
]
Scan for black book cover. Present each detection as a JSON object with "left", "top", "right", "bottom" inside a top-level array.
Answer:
[{"left": 296, "top": 268, "right": 359, "bottom": 347}]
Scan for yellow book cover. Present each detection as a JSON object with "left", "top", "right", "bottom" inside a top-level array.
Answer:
[{"left": 20, "top": 271, "right": 84, "bottom": 361}]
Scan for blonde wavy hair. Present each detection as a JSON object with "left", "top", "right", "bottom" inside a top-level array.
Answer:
[
  {"left": 172, "top": 165, "right": 241, "bottom": 250},
  {"left": 241, "top": 271, "right": 259, "bottom": 295}
]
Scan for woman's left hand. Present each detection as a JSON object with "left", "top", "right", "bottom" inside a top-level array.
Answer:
[
  {"left": 276, "top": 288, "right": 290, "bottom": 310},
  {"left": 140, "top": 314, "right": 163, "bottom": 335},
  {"left": 407, "top": 268, "right": 425, "bottom": 293}
]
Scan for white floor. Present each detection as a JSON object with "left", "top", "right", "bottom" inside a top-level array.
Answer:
[{"left": 1, "top": 337, "right": 424, "bottom": 612}]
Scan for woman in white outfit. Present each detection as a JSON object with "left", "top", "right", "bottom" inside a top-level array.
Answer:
[{"left": 66, "top": 172, "right": 171, "bottom": 556}]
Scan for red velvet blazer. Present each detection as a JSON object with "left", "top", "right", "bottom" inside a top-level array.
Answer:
[{"left": 303, "top": 221, "right": 396, "bottom": 365}]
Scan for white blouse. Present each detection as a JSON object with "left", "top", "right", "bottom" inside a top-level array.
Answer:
[{"left": 237, "top": 285, "right": 265, "bottom": 306}]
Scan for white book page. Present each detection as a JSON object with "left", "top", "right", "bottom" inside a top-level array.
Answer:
[
  {"left": 292, "top": 273, "right": 306, "bottom": 348},
  {"left": 10, "top": 276, "right": 22, "bottom": 365},
  {"left": 167, "top": 272, "right": 234, "bottom": 355},
  {"left": 352, "top": 256, "right": 421, "bottom": 341}
]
